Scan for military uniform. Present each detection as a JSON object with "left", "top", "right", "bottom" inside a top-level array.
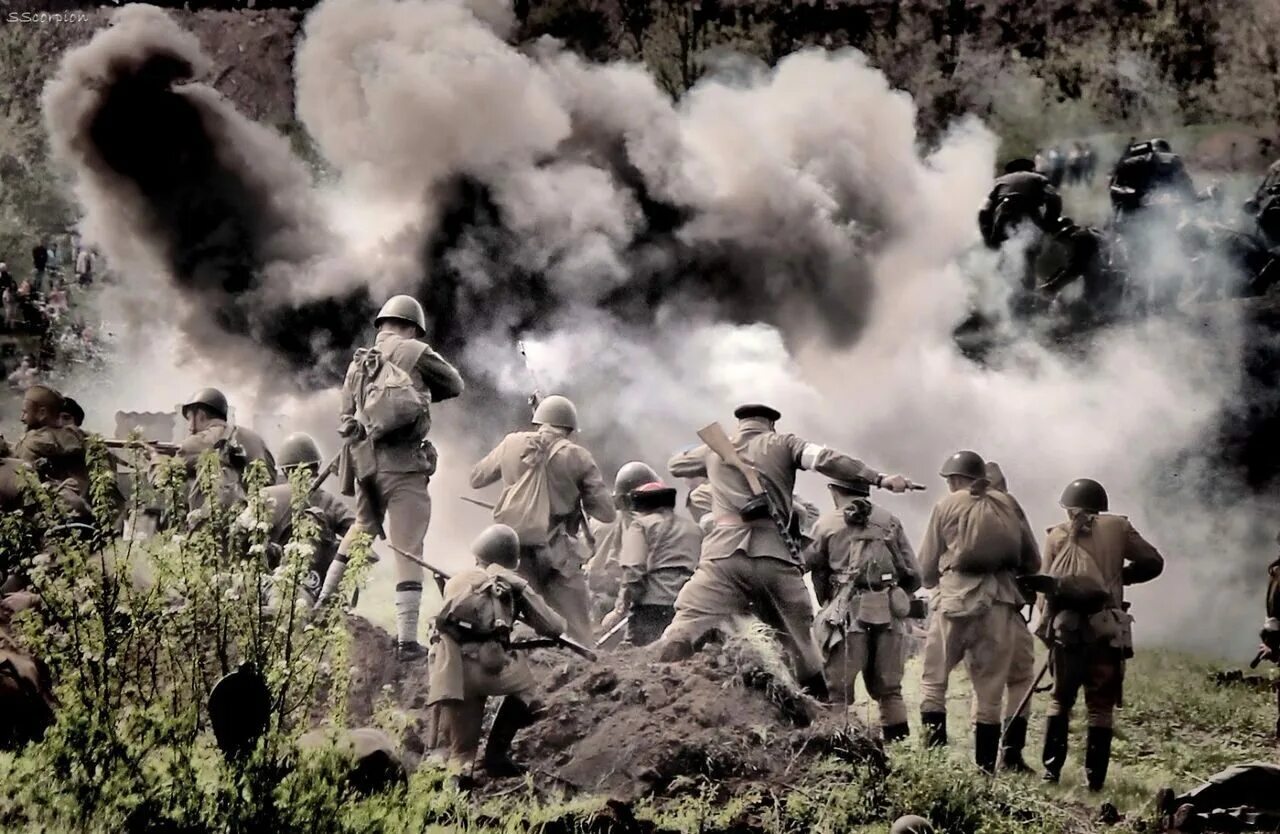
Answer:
[
  {"left": 0, "top": 593, "right": 55, "bottom": 750},
  {"left": 686, "top": 482, "right": 713, "bottom": 530},
  {"left": 917, "top": 480, "right": 1040, "bottom": 769},
  {"left": 14, "top": 425, "right": 89, "bottom": 498},
  {"left": 612, "top": 495, "right": 701, "bottom": 646},
  {"left": 426, "top": 563, "right": 565, "bottom": 770},
  {"left": 1038, "top": 511, "right": 1162, "bottom": 788},
  {"left": 330, "top": 327, "right": 464, "bottom": 650},
  {"left": 661, "top": 413, "right": 893, "bottom": 689},
  {"left": 250, "top": 482, "right": 355, "bottom": 606},
  {"left": 469, "top": 424, "right": 614, "bottom": 644},
  {"left": 170, "top": 419, "right": 276, "bottom": 518},
  {"left": 805, "top": 496, "right": 920, "bottom": 738},
  {"left": 585, "top": 511, "right": 630, "bottom": 622},
  {"left": 977, "top": 170, "right": 1062, "bottom": 249}
]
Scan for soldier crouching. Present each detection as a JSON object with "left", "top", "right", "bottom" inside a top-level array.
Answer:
[{"left": 425, "top": 524, "right": 566, "bottom": 780}]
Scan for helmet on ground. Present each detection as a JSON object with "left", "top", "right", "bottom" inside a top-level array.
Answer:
[
  {"left": 890, "top": 815, "right": 934, "bottom": 834},
  {"left": 614, "top": 461, "right": 659, "bottom": 498},
  {"left": 181, "top": 388, "right": 228, "bottom": 420},
  {"left": 278, "top": 432, "right": 322, "bottom": 471},
  {"left": 1060, "top": 478, "right": 1108, "bottom": 513},
  {"left": 827, "top": 477, "right": 872, "bottom": 498},
  {"left": 374, "top": 295, "right": 427, "bottom": 335},
  {"left": 630, "top": 481, "right": 678, "bottom": 511},
  {"left": 471, "top": 524, "right": 520, "bottom": 566},
  {"left": 532, "top": 395, "right": 578, "bottom": 431},
  {"left": 939, "top": 450, "right": 986, "bottom": 480}
]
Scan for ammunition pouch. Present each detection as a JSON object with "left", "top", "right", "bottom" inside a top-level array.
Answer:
[
  {"left": 855, "top": 588, "right": 893, "bottom": 629},
  {"left": 739, "top": 493, "right": 772, "bottom": 523}
]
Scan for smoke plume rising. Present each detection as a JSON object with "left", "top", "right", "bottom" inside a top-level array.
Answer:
[{"left": 45, "top": 1, "right": 1273, "bottom": 650}]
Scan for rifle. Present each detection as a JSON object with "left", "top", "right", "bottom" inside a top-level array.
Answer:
[
  {"left": 460, "top": 496, "right": 496, "bottom": 511},
  {"left": 384, "top": 543, "right": 598, "bottom": 661},
  {"left": 696, "top": 421, "right": 804, "bottom": 557},
  {"left": 104, "top": 438, "right": 180, "bottom": 456},
  {"left": 305, "top": 452, "right": 342, "bottom": 498},
  {"left": 518, "top": 340, "right": 544, "bottom": 411}
]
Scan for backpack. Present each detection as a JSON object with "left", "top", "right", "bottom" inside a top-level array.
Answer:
[
  {"left": 492, "top": 437, "right": 571, "bottom": 547},
  {"left": 949, "top": 489, "right": 1025, "bottom": 574},
  {"left": 1044, "top": 516, "right": 1111, "bottom": 613},
  {"left": 349, "top": 347, "right": 425, "bottom": 443}
]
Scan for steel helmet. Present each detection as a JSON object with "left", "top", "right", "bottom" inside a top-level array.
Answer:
[
  {"left": 939, "top": 450, "right": 986, "bottom": 480},
  {"left": 531, "top": 395, "right": 578, "bottom": 431},
  {"left": 614, "top": 461, "right": 659, "bottom": 498},
  {"left": 1060, "top": 478, "right": 1108, "bottom": 513},
  {"left": 278, "top": 432, "right": 322, "bottom": 471},
  {"left": 1151, "top": 137, "right": 1172, "bottom": 153},
  {"left": 890, "top": 815, "right": 934, "bottom": 834},
  {"left": 827, "top": 477, "right": 872, "bottom": 497},
  {"left": 181, "top": 387, "right": 229, "bottom": 420},
  {"left": 374, "top": 295, "right": 427, "bottom": 335},
  {"left": 471, "top": 524, "right": 520, "bottom": 566}
]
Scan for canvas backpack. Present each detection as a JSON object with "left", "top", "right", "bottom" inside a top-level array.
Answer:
[
  {"left": 349, "top": 347, "right": 425, "bottom": 443},
  {"left": 492, "top": 437, "right": 571, "bottom": 547}
]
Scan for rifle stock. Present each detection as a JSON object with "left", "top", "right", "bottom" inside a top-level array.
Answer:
[{"left": 697, "top": 422, "right": 765, "bottom": 494}]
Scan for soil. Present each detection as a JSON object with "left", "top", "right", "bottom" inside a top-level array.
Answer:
[{"left": 341, "top": 615, "right": 884, "bottom": 801}]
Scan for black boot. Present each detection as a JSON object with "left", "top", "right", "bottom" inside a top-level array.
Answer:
[
  {"left": 882, "top": 722, "right": 910, "bottom": 744},
  {"left": 975, "top": 722, "right": 1001, "bottom": 774},
  {"left": 1000, "top": 716, "right": 1032, "bottom": 773},
  {"left": 799, "top": 674, "right": 830, "bottom": 703},
  {"left": 921, "top": 711, "right": 947, "bottom": 748},
  {"left": 395, "top": 640, "right": 427, "bottom": 662},
  {"left": 1041, "top": 714, "right": 1070, "bottom": 783},
  {"left": 1084, "top": 726, "right": 1113, "bottom": 792},
  {"left": 482, "top": 697, "right": 536, "bottom": 778}
]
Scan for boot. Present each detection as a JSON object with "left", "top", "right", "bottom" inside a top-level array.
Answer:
[
  {"left": 975, "top": 722, "right": 1001, "bottom": 774},
  {"left": 1000, "top": 716, "right": 1032, "bottom": 773},
  {"left": 395, "top": 640, "right": 427, "bottom": 662},
  {"left": 1041, "top": 714, "right": 1070, "bottom": 783},
  {"left": 921, "top": 711, "right": 947, "bottom": 748},
  {"left": 799, "top": 674, "right": 830, "bottom": 703},
  {"left": 1084, "top": 725, "right": 1113, "bottom": 792},
  {"left": 882, "top": 722, "right": 910, "bottom": 744},
  {"left": 482, "top": 697, "right": 536, "bottom": 778}
]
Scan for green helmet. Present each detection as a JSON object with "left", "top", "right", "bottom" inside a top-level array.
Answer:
[
  {"left": 181, "top": 387, "right": 229, "bottom": 420},
  {"left": 1060, "top": 478, "right": 1108, "bottom": 513},
  {"left": 939, "top": 450, "right": 985, "bottom": 480},
  {"left": 890, "top": 816, "right": 934, "bottom": 834},
  {"left": 614, "top": 461, "right": 658, "bottom": 498},
  {"left": 532, "top": 395, "right": 578, "bottom": 431},
  {"left": 374, "top": 295, "right": 427, "bottom": 335},
  {"left": 278, "top": 432, "right": 322, "bottom": 471},
  {"left": 471, "top": 524, "right": 520, "bottom": 566}
]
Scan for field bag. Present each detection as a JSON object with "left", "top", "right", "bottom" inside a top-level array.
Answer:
[
  {"left": 492, "top": 437, "right": 571, "bottom": 547},
  {"left": 350, "top": 347, "right": 424, "bottom": 443},
  {"left": 950, "top": 489, "right": 1024, "bottom": 573}
]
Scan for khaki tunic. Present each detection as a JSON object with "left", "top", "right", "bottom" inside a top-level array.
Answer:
[
  {"left": 170, "top": 420, "right": 276, "bottom": 517},
  {"left": 618, "top": 508, "right": 701, "bottom": 608},
  {"left": 917, "top": 486, "right": 1040, "bottom": 724},
  {"left": 252, "top": 483, "right": 355, "bottom": 602},
  {"left": 585, "top": 511, "right": 631, "bottom": 615},
  {"left": 1040, "top": 513, "right": 1163, "bottom": 726},
  {"left": 14, "top": 425, "right": 88, "bottom": 496}
]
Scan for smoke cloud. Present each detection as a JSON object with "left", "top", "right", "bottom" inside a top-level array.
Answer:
[{"left": 43, "top": 1, "right": 1272, "bottom": 651}]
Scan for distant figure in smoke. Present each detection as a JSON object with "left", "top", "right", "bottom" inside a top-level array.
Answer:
[
  {"left": 469, "top": 394, "right": 614, "bottom": 646},
  {"left": 321, "top": 295, "right": 464, "bottom": 661},
  {"left": 29, "top": 245, "right": 46, "bottom": 281},
  {"left": 1037, "top": 478, "right": 1163, "bottom": 791},
  {"left": 805, "top": 475, "right": 920, "bottom": 743},
  {"left": 917, "top": 450, "right": 1040, "bottom": 774},
  {"left": 660, "top": 404, "right": 914, "bottom": 699}
]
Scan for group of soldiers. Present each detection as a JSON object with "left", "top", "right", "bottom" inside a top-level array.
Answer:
[
  {"left": 976, "top": 137, "right": 1280, "bottom": 326},
  {"left": 0, "top": 291, "right": 1171, "bottom": 796}
]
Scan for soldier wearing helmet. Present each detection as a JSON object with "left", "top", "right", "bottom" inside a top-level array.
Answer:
[
  {"left": 426, "top": 524, "right": 565, "bottom": 781},
  {"left": 469, "top": 395, "right": 613, "bottom": 645},
  {"left": 320, "top": 295, "right": 465, "bottom": 662},
  {"left": 1037, "top": 478, "right": 1163, "bottom": 791},
  {"left": 977, "top": 159, "right": 1063, "bottom": 249},
  {"left": 599, "top": 480, "right": 702, "bottom": 646},
  {"left": 165, "top": 387, "right": 276, "bottom": 527},
  {"left": 659, "top": 403, "right": 914, "bottom": 699},
  {"left": 237, "top": 432, "right": 354, "bottom": 607},
  {"left": 584, "top": 461, "right": 659, "bottom": 623},
  {"left": 917, "top": 450, "right": 1040, "bottom": 773},
  {"left": 805, "top": 475, "right": 920, "bottom": 743}
]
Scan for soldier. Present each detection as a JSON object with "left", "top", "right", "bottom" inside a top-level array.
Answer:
[
  {"left": 805, "top": 476, "right": 920, "bottom": 742},
  {"left": 469, "top": 395, "right": 613, "bottom": 645},
  {"left": 601, "top": 481, "right": 701, "bottom": 646},
  {"left": 660, "top": 404, "right": 914, "bottom": 697},
  {"left": 917, "top": 450, "right": 1040, "bottom": 773},
  {"left": 584, "top": 461, "right": 658, "bottom": 622},
  {"left": 13, "top": 385, "right": 88, "bottom": 498},
  {"left": 685, "top": 476, "right": 713, "bottom": 530},
  {"left": 977, "top": 159, "right": 1063, "bottom": 249},
  {"left": 1109, "top": 138, "right": 1196, "bottom": 220},
  {"left": 168, "top": 388, "right": 276, "bottom": 525},
  {"left": 319, "top": 295, "right": 464, "bottom": 662},
  {"left": 57, "top": 397, "right": 84, "bottom": 429},
  {"left": 985, "top": 462, "right": 1037, "bottom": 773},
  {"left": 425, "top": 524, "right": 565, "bottom": 779},
  {"left": 240, "top": 433, "right": 353, "bottom": 607},
  {"left": 1038, "top": 478, "right": 1163, "bottom": 791}
]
